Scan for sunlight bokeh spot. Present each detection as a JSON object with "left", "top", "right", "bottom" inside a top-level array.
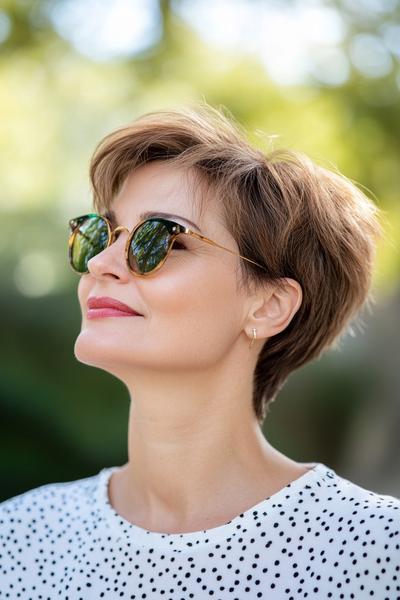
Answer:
[
  {"left": 14, "top": 251, "right": 58, "bottom": 297},
  {"left": 48, "top": 0, "right": 162, "bottom": 61},
  {"left": 0, "top": 10, "right": 11, "bottom": 44},
  {"left": 350, "top": 34, "right": 393, "bottom": 78}
]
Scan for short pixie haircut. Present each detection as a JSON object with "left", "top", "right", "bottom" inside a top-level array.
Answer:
[{"left": 88, "top": 103, "right": 384, "bottom": 426}]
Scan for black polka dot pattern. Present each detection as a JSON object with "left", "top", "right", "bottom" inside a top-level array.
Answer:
[{"left": 1, "top": 463, "right": 399, "bottom": 599}]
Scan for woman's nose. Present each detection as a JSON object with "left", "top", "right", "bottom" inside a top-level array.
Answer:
[{"left": 87, "top": 227, "right": 131, "bottom": 279}]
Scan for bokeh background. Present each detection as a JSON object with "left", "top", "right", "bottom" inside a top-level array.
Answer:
[{"left": 1, "top": 0, "right": 399, "bottom": 502}]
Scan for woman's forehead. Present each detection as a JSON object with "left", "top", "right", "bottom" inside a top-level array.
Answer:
[{"left": 110, "top": 162, "right": 227, "bottom": 236}]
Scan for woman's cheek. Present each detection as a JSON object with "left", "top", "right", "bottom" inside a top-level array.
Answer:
[
  {"left": 149, "top": 266, "right": 239, "bottom": 362},
  {"left": 77, "top": 276, "right": 92, "bottom": 312}
]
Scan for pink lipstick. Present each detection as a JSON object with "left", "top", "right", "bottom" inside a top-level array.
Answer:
[{"left": 86, "top": 296, "right": 142, "bottom": 319}]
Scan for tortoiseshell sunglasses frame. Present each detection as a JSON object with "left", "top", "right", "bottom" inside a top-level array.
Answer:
[{"left": 68, "top": 213, "right": 266, "bottom": 277}]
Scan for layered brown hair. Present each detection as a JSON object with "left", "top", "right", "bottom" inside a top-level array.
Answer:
[{"left": 89, "top": 102, "right": 384, "bottom": 425}]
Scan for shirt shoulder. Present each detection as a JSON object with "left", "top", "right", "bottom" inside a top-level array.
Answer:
[
  {"left": 0, "top": 470, "right": 111, "bottom": 596},
  {"left": 311, "top": 466, "right": 400, "bottom": 563},
  {"left": 316, "top": 465, "right": 400, "bottom": 513},
  {"left": 0, "top": 470, "right": 101, "bottom": 542}
]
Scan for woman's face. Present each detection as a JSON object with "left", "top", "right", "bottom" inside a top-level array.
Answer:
[{"left": 75, "top": 161, "right": 250, "bottom": 378}]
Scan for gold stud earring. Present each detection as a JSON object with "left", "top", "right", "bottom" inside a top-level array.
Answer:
[{"left": 249, "top": 328, "right": 257, "bottom": 349}]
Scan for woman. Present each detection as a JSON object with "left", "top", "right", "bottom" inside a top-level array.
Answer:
[{"left": 1, "top": 103, "right": 399, "bottom": 599}]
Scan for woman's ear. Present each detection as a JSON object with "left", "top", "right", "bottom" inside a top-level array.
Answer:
[{"left": 245, "top": 278, "right": 303, "bottom": 341}]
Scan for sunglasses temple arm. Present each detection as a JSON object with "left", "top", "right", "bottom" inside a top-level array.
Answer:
[{"left": 188, "top": 231, "right": 265, "bottom": 269}]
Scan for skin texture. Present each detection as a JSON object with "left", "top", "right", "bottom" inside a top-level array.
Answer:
[{"left": 75, "top": 161, "right": 312, "bottom": 534}]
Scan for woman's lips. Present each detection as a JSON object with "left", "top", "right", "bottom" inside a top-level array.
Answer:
[
  {"left": 86, "top": 296, "right": 142, "bottom": 318},
  {"left": 87, "top": 308, "right": 142, "bottom": 319}
]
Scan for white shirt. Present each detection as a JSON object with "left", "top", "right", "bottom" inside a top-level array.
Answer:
[{"left": 0, "top": 462, "right": 399, "bottom": 599}]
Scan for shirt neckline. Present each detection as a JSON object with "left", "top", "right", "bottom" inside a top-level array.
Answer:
[{"left": 97, "top": 462, "right": 333, "bottom": 551}]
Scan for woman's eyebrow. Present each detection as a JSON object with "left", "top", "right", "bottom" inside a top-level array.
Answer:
[{"left": 103, "top": 209, "right": 202, "bottom": 233}]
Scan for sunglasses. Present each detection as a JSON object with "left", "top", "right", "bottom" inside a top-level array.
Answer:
[{"left": 68, "top": 213, "right": 265, "bottom": 276}]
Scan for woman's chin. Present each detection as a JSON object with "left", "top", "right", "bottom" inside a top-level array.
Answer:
[
  {"left": 74, "top": 332, "right": 138, "bottom": 370},
  {"left": 73, "top": 333, "right": 113, "bottom": 366},
  {"left": 74, "top": 341, "right": 98, "bottom": 367}
]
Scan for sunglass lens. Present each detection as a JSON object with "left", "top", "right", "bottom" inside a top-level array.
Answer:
[
  {"left": 128, "top": 219, "right": 172, "bottom": 274},
  {"left": 69, "top": 214, "right": 109, "bottom": 273}
]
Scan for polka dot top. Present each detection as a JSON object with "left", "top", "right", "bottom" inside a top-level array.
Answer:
[{"left": 1, "top": 462, "right": 399, "bottom": 599}]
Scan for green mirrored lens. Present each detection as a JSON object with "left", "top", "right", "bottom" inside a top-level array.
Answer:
[
  {"left": 128, "top": 219, "right": 172, "bottom": 274},
  {"left": 69, "top": 215, "right": 109, "bottom": 273}
]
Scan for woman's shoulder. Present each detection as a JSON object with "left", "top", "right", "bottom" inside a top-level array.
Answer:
[
  {"left": 0, "top": 468, "right": 112, "bottom": 593},
  {"left": 314, "top": 463, "right": 400, "bottom": 513},
  {"left": 0, "top": 469, "right": 102, "bottom": 527},
  {"left": 319, "top": 464, "right": 400, "bottom": 508},
  {"left": 313, "top": 464, "right": 400, "bottom": 552}
]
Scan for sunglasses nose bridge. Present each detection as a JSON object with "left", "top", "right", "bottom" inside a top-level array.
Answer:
[{"left": 110, "top": 225, "right": 131, "bottom": 244}]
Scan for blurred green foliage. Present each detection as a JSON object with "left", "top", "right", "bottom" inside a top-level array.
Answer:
[{"left": 1, "top": 0, "right": 399, "bottom": 501}]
